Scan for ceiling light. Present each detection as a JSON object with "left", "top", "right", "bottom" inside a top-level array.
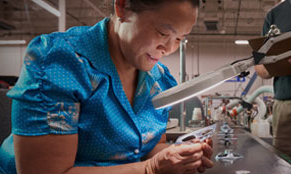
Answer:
[
  {"left": 32, "top": 0, "right": 61, "bottom": 17},
  {"left": 235, "top": 40, "right": 249, "bottom": 45},
  {"left": 0, "top": 40, "right": 27, "bottom": 45}
]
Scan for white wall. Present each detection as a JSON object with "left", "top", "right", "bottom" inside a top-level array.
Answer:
[
  {"left": 0, "top": 46, "right": 26, "bottom": 76},
  {"left": 160, "top": 42, "right": 273, "bottom": 97}
]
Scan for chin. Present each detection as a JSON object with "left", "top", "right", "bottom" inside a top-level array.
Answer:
[{"left": 140, "top": 64, "right": 155, "bottom": 72}]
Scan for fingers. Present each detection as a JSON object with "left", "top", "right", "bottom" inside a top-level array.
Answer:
[
  {"left": 166, "top": 143, "right": 204, "bottom": 163},
  {"left": 184, "top": 169, "right": 197, "bottom": 174},
  {"left": 202, "top": 143, "right": 213, "bottom": 158},
  {"left": 164, "top": 144, "right": 202, "bottom": 162},
  {"left": 190, "top": 139, "right": 201, "bottom": 144},
  {"left": 182, "top": 151, "right": 203, "bottom": 164},
  {"left": 197, "top": 165, "right": 205, "bottom": 173},
  {"left": 199, "top": 141, "right": 214, "bottom": 173},
  {"left": 201, "top": 156, "right": 214, "bottom": 168},
  {"left": 155, "top": 142, "right": 213, "bottom": 174},
  {"left": 196, "top": 156, "right": 214, "bottom": 173},
  {"left": 177, "top": 143, "right": 202, "bottom": 156},
  {"left": 184, "top": 159, "right": 202, "bottom": 171},
  {"left": 204, "top": 138, "right": 213, "bottom": 148}
]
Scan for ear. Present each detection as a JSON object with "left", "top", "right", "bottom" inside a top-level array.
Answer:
[{"left": 114, "top": 0, "right": 126, "bottom": 21}]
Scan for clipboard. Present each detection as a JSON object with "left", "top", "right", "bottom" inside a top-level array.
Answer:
[{"left": 248, "top": 35, "right": 291, "bottom": 77}]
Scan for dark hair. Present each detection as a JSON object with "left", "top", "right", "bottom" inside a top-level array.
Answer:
[{"left": 125, "top": 0, "right": 200, "bottom": 12}]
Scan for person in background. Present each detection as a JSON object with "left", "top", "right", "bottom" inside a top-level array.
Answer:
[
  {"left": 255, "top": 0, "right": 291, "bottom": 158},
  {"left": 0, "top": 0, "right": 214, "bottom": 174},
  {"left": 0, "top": 80, "right": 9, "bottom": 89}
]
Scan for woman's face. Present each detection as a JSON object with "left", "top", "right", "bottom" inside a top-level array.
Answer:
[{"left": 117, "top": 1, "right": 198, "bottom": 71}]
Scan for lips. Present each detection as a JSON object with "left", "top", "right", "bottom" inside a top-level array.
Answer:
[{"left": 147, "top": 53, "right": 160, "bottom": 64}]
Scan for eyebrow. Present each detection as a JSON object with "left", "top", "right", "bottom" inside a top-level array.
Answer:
[
  {"left": 158, "top": 23, "right": 190, "bottom": 37},
  {"left": 159, "top": 23, "right": 177, "bottom": 34}
]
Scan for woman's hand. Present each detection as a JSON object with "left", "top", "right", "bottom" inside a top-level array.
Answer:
[
  {"left": 148, "top": 143, "right": 204, "bottom": 174},
  {"left": 197, "top": 139, "right": 214, "bottom": 173}
]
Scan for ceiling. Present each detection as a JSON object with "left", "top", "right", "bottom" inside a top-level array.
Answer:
[{"left": 0, "top": 0, "right": 282, "bottom": 44}]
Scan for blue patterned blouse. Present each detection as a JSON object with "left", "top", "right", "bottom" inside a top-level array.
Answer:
[{"left": 0, "top": 18, "right": 177, "bottom": 174}]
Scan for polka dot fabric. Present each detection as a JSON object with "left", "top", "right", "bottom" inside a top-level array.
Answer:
[{"left": 0, "top": 18, "right": 177, "bottom": 173}]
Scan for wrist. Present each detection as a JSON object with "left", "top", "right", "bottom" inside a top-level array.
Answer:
[
  {"left": 144, "top": 157, "right": 159, "bottom": 174},
  {"left": 144, "top": 159, "right": 155, "bottom": 174}
]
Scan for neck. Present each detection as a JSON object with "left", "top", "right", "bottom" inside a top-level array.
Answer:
[
  {"left": 107, "top": 17, "right": 138, "bottom": 106},
  {"left": 107, "top": 17, "right": 137, "bottom": 76}
]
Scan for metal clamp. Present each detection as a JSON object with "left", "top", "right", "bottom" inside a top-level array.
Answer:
[{"left": 175, "top": 124, "right": 217, "bottom": 144}]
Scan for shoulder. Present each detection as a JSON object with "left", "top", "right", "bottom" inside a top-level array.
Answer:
[
  {"left": 263, "top": 1, "right": 291, "bottom": 34},
  {"left": 27, "top": 25, "right": 90, "bottom": 58},
  {"left": 25, "top": 25, "right": 95, "bottom": 71},
  {"left": 26, "top": 18, "right": 109, "bottom": 65},
  {"left": 266, "top": 1, "right": 289, "bottom": 17}
]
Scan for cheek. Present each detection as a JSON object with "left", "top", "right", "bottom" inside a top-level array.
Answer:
[
  {"left": 139, "top": 31, "right": 158, "bottom": 45},
  {"left": 133, "top": 35, "right": 158, "bottom": 54},
  {"left": 172, "top": 42, "right": 181, "bottom": 52}
]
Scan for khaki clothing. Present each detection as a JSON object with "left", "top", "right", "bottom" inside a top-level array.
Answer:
[{"left": 273, "top": 100, "right": 291, "bottom": 157}]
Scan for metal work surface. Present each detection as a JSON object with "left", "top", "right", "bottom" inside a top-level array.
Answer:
[{"left": 204, "top": 127, "right": 291, "bottom": 174}]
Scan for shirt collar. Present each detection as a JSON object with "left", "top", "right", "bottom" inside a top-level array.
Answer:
[{"left": 68, "top": 18, "right": 116, "bottom": 76}]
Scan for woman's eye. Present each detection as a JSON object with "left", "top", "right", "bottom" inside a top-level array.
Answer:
[
  {"left": 176, "top": 36, "right": 185, "bottom": 42},
  {"left": 157, "top": 30, "right": 168, "bottom": 37}
]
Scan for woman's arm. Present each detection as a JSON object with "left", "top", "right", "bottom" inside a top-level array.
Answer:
[
  {"left": 142, "top": 134, "right": 169, "bottom": 160},
  {"left": 14, "top": 133, "right": 206, "bottom": 174},
  {"left": 14, "top": 134, "right": 151, "bottom": 174}
]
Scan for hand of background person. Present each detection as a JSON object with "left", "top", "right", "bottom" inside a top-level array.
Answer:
[{"left": 148, "top": 142, "right": 204, "bottom": 174}]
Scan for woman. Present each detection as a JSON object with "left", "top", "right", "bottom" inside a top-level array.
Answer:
[{"left": 0, "top": 0, "right": 214, "bottom": 174}]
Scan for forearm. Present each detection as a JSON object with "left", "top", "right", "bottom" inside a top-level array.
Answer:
[
  {"left": 65, "top": 160, "right": 154, "bottom": 174},
  {"left": 14, "top": 134, "right": 155, "bottom": 174},
  {"left": 142, "top": 143, "right": 169, "bottom": 160},
  {"left": 254, "top": 65, "right": 273, "bottom": 79},
  {"left": 142, "top": 134, "right": 169, "bottom": 160}
]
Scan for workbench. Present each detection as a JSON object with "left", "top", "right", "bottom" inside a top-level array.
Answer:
[{"left": 166, "top": 125, "right": 291, "bottom": 174}]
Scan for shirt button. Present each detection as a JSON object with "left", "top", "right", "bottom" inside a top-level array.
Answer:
[{"left": 134, "top": 149, "right": 140, "bottom": 154}]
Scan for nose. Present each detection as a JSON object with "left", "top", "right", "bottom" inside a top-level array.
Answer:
[
  {"left": 157, "top": 38, "right": 176, "bottom": 56},
  {"left": 156, "top": 44, "right": 166, "bottom": 56}
]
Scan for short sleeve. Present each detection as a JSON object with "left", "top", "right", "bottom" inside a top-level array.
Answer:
[
  {"left": 7, "top": 34, "right": 91, "bottom": 136},
  {"left": 262, "top": 12, "right": 272, "bottom": 36}
]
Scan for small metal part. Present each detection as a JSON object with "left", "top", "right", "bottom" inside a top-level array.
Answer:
[
  {"left": 175, "top": 124, "right": 217, "bottom": 144},
  {"left": 220, "top": 123, "right": 234, "bottom": 134},
  {"left": 217, "top": 136, "right": 238, "bottom": 142},
  {"left": 215, "top": 149, "right": 244, "bottom": 165},
  {"left": 266, "top": 24, "right": 281, "bottom": 37},
  {"left": 217, "top": 123, "right": 237, "bottom": 147}
]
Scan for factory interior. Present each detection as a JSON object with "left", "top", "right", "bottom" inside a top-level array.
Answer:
[{"left": 0, "top": 0, "right": 291, "bottom": 174}]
